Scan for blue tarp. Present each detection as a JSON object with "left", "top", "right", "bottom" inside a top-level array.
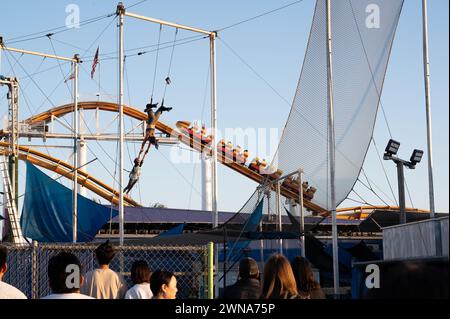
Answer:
[
  {"left": 157, "top": 223, "right": 185, "bottom": 237},
  {"left": 20, "top": 162, "right": 117, "bottom": 242},
  {"left": 221, "top": 199, "right": 264, "bottom": 263}
]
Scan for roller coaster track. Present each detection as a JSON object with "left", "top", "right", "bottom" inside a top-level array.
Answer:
[
  {"left": 0, "top": 142, "right": 140, "bottom": 207},
  {"left": 1, "top": 101, "right": 429, "bottom": 216},
  {"left": 0, "top": 101, "right": 325, "bottom": 213}
]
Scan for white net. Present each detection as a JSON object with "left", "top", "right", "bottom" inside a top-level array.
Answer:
[{"left": 272, "top": 0, "right": 404, "bottom": 210}]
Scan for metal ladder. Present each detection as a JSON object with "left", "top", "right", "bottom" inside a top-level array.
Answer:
[{"left": 0, "top": 155, "right": 24, "bottom": 244}]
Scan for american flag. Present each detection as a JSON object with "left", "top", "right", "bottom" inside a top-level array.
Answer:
[
  {"left": 64, "top": 72, "right": 75, "bottom": 83},
  {"left": 91, "top": 46, "right": 99, "bottom": 79}
]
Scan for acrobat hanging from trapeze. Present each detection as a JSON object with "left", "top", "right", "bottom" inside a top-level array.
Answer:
[
  {"left": 137, "top": 99, "right": 172, "bottom": 162},
  {"left": 124, "top": 158, "right": 143, "bottom": 195}
]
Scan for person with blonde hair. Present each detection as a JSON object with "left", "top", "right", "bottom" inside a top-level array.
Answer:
[{"left": 261, "top": 254, "right": 300, "bottom": 299}]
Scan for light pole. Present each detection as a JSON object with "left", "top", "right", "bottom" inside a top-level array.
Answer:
[{"left": 383, "top": 139, "right": 424, "bottom": 224}]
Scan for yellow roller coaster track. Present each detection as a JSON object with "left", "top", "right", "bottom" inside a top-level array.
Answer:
[
  {"left": 0, "top": 142, "right": 140, "bottom": 207},
  {"left": 0, "top": 101, "right": 429, "bottom": 217}
]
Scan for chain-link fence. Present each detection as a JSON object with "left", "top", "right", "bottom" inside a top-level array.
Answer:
[{"left": 3, "top": 242, "right": 211, "bottom": 299}]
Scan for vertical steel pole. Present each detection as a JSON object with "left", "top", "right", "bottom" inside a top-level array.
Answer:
[
  {"left": 210, "top": 32, "right": 218, "bottom": 229},
  {"left": 397, "top": 162, "right": 407, "bottom": 225},
  {"left": 259, "top": 219, "right": 264, "bottom": 271},
  {"left": 210, "top": 32, "right": 219, "bottom": 298},
  {"left": 72, "top": 55, "right": 80, "bottom": 243},
  {"left": 422, "top": 0, "right": 442, "bottom": 257},
  {"left": 421, "top": 0, "right": 436, "bottom": 219},
  {"left": 276, "top": 181, "right": 283, "bottom": 254},
  {"left": 118, "top": 3, "right": 125, "bottom": 246},
  {"left": 298, "top": 169, "right": 306, "bottom": 258},
  {"left": 207, "top": 242, "right": 214, "bottom": 299},
  {"left": 326, "top": 0, "right": 340, "bottom": 297}
]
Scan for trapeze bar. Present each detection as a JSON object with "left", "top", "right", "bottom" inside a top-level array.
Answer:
[
  {"left": 0, "top": 45, "right": 78, "bottom": 63},
  {"left": 124, "top": 11, "right": 214, "bottom": 36}
]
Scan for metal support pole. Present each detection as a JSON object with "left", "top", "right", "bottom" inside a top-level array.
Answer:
[
  {"left": 210, "top": 32, "right": 218, "bottom": 229},
  {"left": 298, "top": 169, "right": 306, "bottom": 258},
  {"left": 32, "top": 240, "right": 38, "bottom": 299},
  {"left": 259, "top": 219, "right": 264, "bottom": 270},
  {"left": 421, "top": 0, "right": 436, "bottom": 220},
  {"left": 276, "top": 181, "right": 283, "bottom": 254},
  {"left": 207, "top": 241, "right": 214, "bottom": 299},
  {"left": 396, "top": 162, "right": 407, "bottom": 225},
  {"left": 118, "top": 3, "right": 125, "bottom": 246},
  {"left": 326, "top": 0, "right": 340, "bottom": 297},
  {"left": 422, "top": 0, "right": 442, "bottom": 257},
  {"left": 72, "top": 54, "right": 80, "bottom": 243},
  {"left": 210, "top": 31, "right": 220, "bottom": 298}
]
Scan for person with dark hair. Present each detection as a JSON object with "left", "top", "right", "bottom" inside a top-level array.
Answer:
[
  {"left": 0, "top": 245, "right": 27, "bottom": 299},
  {"left": 42, "top": 252, "right": 93, "bottom": 299},
  {"left": 125, "top": 260, "right": 153, "bottom": 299},
  {"left": 261, "top": 254, "right": 300, "bottom": 299},
  {"left": 124, "top": 158, "right": 142, "bottom": 195},
  {"left": 290, "top": 256, "right": 325, "bottom": 299},
  {"left": 81, "top": 240, "right": 127, "bottom": 299},
  {"left": 150, "top": 269, "right": 178, "bottom": 299},
  {"left": 222, "top": 257, "right": 261, "bottom": 299}
]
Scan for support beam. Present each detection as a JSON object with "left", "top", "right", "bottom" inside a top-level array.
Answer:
[
  {"left": 298, "top": 169, "right": 306, "bottom": 258},
  {"left": 117, "top": 2, "right": 125, "bottom": 246},
  {"left": 123, "top": 12, "right": 213, "bottom": 36},
  {"left": 72, "top": 54, "right": 80, "bottom": 243},
  {"left": 201, "top": 153, "right": 213, "bottom": 211},
  {"left": 422, "top": 0, "right": 442, "bottom": 257},
  {"left": 326, "top": 0, "right": 340, "bottom": 298}
]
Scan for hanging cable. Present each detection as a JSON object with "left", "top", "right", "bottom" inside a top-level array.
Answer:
[
  {"left": 151, "top": 24, "right": 163, "bottom": 101},
  {"left": 371, "top": 138, "right": 399, "bottom": 206},
  {"left": 357, "top": 179, "right": 390, "bottom": 207},
  {"left": 162, "top": 28, "right": 179, "bottom": 101},
  {"left": 47, "top": 35, "right": 73, "bottom": 98},
  {"left": 4, "top": 13, "right": 115, "bottom": 44},
  {"left": 218, "top": 0, "right": 305, "bottom": 32},
  {"left": 348, "top": 1, "right": 417, "bottom": 208}
]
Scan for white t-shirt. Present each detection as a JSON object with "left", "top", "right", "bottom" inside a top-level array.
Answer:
[
  {"left": 0, "top": 281, "right": 27, "bottom": 299},
  {"left": 124, "top": 283, "right": 153, "bottom": 299},
  {"left": 80, "top": 268, "right": 127, "bottom": 299},
  {"left": 41, "top": 292, "right": 94, "bottom": 299}
]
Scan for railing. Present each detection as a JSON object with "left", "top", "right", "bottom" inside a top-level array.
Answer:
[{"left": 3, "top": 242, "right": 212, "bottom": 299}]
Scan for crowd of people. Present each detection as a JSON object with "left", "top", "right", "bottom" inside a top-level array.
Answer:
[
  {"left": 222, "top": 255, "right": 325, "bottom": 299},
  {"left": 0, "top": 242, "right": 324, "bottom": 300}
]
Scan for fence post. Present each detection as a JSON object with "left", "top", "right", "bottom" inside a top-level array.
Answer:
[
  {"left": 207, "top": 242, "right": 214, "bottom": 299},
  {"left": 31, "top": 241, "right": 38, "bottom": 299}
]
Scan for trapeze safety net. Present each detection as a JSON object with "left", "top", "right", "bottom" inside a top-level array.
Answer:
[{"left": 272, "top": 0, "right": 404, "bottom": 210}]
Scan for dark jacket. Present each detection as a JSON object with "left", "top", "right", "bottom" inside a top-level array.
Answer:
[{"left": 222, "top": 278, "right": 261, "bottom": 299}]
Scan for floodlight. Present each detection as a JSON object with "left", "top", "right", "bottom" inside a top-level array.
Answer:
[
  {"left": 410, "top": 149, "right": 424, "bottom": 165},
  {"left": 385, "top": 139, "right": 400, "bottom": 156}
]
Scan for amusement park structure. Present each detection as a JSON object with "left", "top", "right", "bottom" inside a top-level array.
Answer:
[{"left": 0, "top": 0, "right": 442, "bottom": 299}]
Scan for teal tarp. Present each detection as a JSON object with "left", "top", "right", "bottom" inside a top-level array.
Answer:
[{"left": 20, "top": 162, "right": 117, "bottom": 242}]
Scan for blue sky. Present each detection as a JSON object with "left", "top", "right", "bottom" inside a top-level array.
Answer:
[{"left": 0, "top": 0, "right": 448, "bottom": 214}]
